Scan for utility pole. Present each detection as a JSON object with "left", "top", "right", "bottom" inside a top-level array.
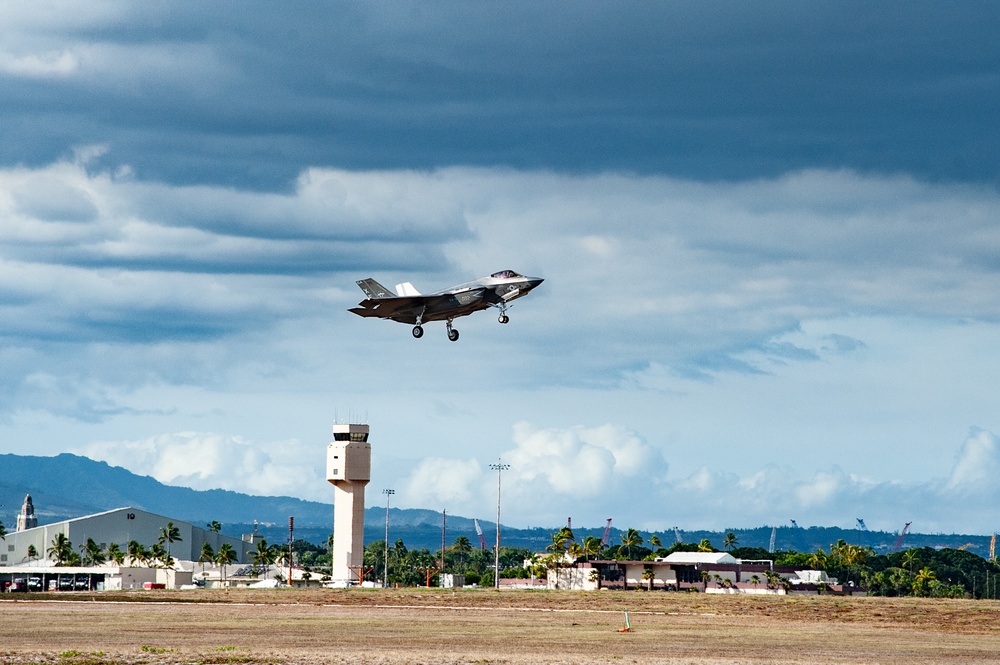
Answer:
[
  {"left": 489, "top": 459, "right": 510, "bottom": 589},
  {"left": 382, "top": 488, "right": 394, "bottom": 588},
  {"left": 288, "top": 516, "right": 294, "bottom": 587},
  {"left": 441, "top": 509, "right": 447, "bottom": 575}
]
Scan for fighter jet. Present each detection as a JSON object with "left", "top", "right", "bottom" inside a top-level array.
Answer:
[{"left": 348, "top": 270, "right": 543, "bottom": 341}]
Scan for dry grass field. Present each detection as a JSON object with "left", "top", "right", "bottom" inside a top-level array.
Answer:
[{"left": 2, "top": 588, "right": 999, "bottom": 664}]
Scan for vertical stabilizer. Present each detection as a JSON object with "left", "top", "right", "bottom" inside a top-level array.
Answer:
[{"left": 395, "top": 282, "right": 421, "bottom": 296}]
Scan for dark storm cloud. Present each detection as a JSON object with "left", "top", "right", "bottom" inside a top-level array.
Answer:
[{"left": 1, "top": 1, "right": 998, "bottom": 190}]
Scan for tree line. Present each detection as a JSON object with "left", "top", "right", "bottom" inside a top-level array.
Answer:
[
  {"left": 534, "top": 526, "right": 1000, "bottom": 599},
  {"left": 6, "top": 517, "right": 998, "bottom": 598}
]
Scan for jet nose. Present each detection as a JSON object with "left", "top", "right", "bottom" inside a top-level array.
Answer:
[{"left": 526, "top": 277, "right": 544, "bottom": 290}]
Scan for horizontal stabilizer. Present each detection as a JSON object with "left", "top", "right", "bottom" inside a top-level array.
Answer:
[
  {"left": 357, "top": 278, "right": 394, "bottom": 299},
  {"left": 395, "top": 282, "right": 421, "bottom": 296}
]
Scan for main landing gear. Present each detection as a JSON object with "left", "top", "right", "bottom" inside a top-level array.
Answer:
[{"left": 410, "top": 321, "right": 460, "bottom": 341}]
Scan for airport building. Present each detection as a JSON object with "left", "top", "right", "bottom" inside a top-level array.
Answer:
[
  {"left": 1, "top": 500, "right": 253, "bottom": 590},
  {"left": 547, "top": 551, "right": 848, "bottom": 594},
  {"left": 1, "top": 504, "right": 251, "bottom": 567}
]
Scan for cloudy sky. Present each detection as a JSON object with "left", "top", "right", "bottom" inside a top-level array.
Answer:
[{"left": 3, "top": 1, "right": 1000, "bottom": 535}]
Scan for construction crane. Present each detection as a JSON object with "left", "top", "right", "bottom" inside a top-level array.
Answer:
[
  {"left": 473, "top": 518, "right": 486, "bottom": 550},
  {"left": 768, "top": 526, "right": 777, "bottom": 553},
  {"left": 790, "top": 519, "right": 799, "bottom": 528},
  {"left": 856, "top": 518, "right": 867, "bottom": 531},
  {"left": 601, "top": 518, "right": 613, "bottom": 546},
  {"left": 673, "top": 526, "right": 683, "bottom": 544},
  {"left": 892, "top": 522, "right": 912, "bottom": 553},
  {"left": 957, "top": 543, "right": 976, "bottom": 551},
  {"left": 991, "top": 533, "right": 996, "bottom": 561}
]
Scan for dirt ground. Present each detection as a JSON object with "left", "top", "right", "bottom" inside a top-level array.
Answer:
[{"left": 1, "top": 588, "right": 999, "bottom": 664}]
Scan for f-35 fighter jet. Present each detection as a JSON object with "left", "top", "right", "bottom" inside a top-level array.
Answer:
[{"left": 349, "top": 270, "right": 544, "bottom": 341}]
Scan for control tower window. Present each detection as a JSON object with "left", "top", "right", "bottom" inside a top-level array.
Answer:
[{"left": 334, "top": 432, "right": 369, "bottom": 442}]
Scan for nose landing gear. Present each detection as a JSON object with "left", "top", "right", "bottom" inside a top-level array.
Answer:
[{"left": 446, "top": 319, "right": 460, "bottom": 341}]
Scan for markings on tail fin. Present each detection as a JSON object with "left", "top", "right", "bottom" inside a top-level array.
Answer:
[{"left": 357, "top": 278, "right": 394, "bottom": 299}]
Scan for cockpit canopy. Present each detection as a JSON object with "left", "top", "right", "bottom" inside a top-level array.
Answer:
[{"left": 491, "top": 270, "right": 523, "bottom": 279}]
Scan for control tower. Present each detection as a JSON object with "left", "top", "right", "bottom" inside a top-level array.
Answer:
[{"left": 326, "top": 423, "right": 371, "bottom": 584}]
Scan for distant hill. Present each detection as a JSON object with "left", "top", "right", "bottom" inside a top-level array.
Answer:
[
  {"left": 0, "top": 453, "right": 333, "bottom": 525},
  {"left": 1, "top": 453, "right": 995, "bottom": 555}
]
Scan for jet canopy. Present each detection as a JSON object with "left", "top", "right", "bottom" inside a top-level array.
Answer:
[{"left": 490, "top": 270, "right": 523, "bottom": 279}]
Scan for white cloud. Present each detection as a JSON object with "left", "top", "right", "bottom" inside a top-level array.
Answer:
[
  {"left": 402, "top": 457, "right": 484, "bottom": 508},
  {"left": 76, "top": 432, "right": 330, "bottom": 502},
  {"left": 946, "top": 428, "right": 1000, "bottom": 493},
  {"left": 0, "top": 49, "right": 77, "bottom": 77},
  {"left": 391, "top": 422, "right": 1000, "bottom": 534},
  {"left": 5, "top": 159, "right": 1000, "bottom": 534}
]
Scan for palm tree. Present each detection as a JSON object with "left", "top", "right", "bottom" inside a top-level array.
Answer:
[
  {"left": 913, "top": 566, "right": 937, "bottom": 596},
  {"left": 127, "top": 540, "right": 143, "bottom": 566},
  {"left": 0, "top": 519, "right": 6, "bottom": 541},
  {"left": 582, "top": 536, "right": 603, "bottom": 561},
  {"left": 697, "top": 539, "right": 714, "bottom": 552},
  {"left": 807, "top": 547, "right": 827, "bottom": 570},
  {"left": 547, "top": 527, "right": 574, "bottom": 555},
  {"left": 207, "top": 521, "right": 222, "bottom": 533},
  {"left": 750, "top": 574, "right": 761, "bottom": 589},
  {"left": 158, "top": 522, "right": 182, "bottom": 560},
  {"left": 452, "top": 536, "right": 473, "bottom": 572},
  {"left": 106, "top": 543, "right": 125, "bottom": 566},
  {"left": 250, "top": 539, "right": 273, "bottom": 575},
  {"left": 649, "top": 534, "right": 662, "bottom": 550},
  {"left": 198, "top": 543, "right": 215, "bottom": 575},
  {"left": 722, "top": 532, "right": 738, "bottom": 551},
  {"left": 642, "top": 567, "right": 655, "bottom": 591},
  {"left": 81, "top": 538, "right": 106, "bottom": 566},
  {"left": 619, "top": 528, "right": 643, "bottom": 560},
  {"left": 215, "top": 543, "right": 238, "bottom": 585},
  {"left": 901, "top": 548, "right": 919, "bottom": 573},
  {"left": 26, "top": 544, "right": 38, "bottom": 563},
  {"left": 149, "top": 543, "right": 168, "bottom": 568},
  {"left": 567, "top": 542, "right": 584, "bottom": 561},
  {"left": 48, "top": 533, "right": 73, "bottom": 566}
]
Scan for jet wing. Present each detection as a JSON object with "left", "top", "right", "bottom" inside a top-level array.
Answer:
[
  {"left": 349, "top": 288, "right": 487, "bottom": 324},
  {"left": 348, "top": 296, "right": 423, "bottom": 319}
]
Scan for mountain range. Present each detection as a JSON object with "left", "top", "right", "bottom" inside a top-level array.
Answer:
[{"left": 1, "top": 453, "right": 995, "bottom": 556}]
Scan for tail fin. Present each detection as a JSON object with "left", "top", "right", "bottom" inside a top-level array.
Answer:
[{"left": 357, "top": 278, "right": 395, "bottom": 299}]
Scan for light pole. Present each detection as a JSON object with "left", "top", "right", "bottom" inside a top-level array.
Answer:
[
  {"left": 488, "top": 459, "right": 510, "bottom": 589},
  {"left": 382, "top": 488, "right": 394, "bottom": 588}
]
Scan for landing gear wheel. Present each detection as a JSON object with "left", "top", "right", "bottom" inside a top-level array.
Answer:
[
  {"left": 448, "top": 328, "right": 460, "bottom": 342},
  {"left": 499, "top": 315, "right": 510, "bottom": 324},
  {"left": 412, "top": 325, "right": 424, "bottom": 338}
]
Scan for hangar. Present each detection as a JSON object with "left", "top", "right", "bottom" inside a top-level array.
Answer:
[{"left": 1, "top": 503, "right": 251, "bottom": 569}]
